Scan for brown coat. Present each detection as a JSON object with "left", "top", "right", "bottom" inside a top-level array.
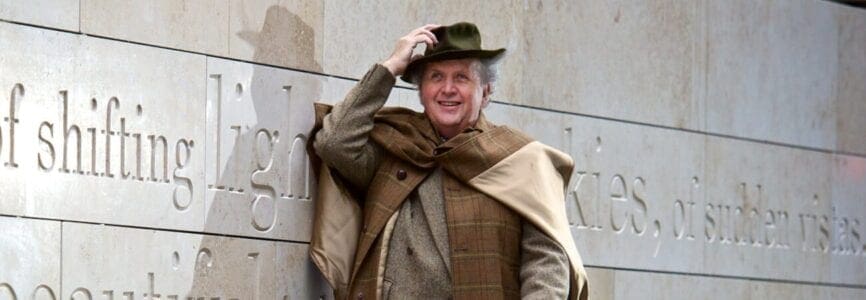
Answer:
[{"left": 309, "top": 64, "right": 589, "bottom": 299}]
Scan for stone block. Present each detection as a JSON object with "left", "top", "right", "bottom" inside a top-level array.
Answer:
[
  {"left": 0, "top": 216, "right": 60, "bottom": 300},
  {"left": 484, "top": 102, "right": 707, "bottom": 274},
  {"left": 584, "top": 267, "right": 614, "bottom": 300},
  {"left": 320, "top": 75, "right": 357, "bottom": 105},
  {"left": 830, "top": 155, "right": 866, "bottom": 285},
  {"left": 228, "top": 0, "right": 324, "bottom": 72},
  {"left": 611, "top": 269, "right": 866, "bottom": 300},
  {"left": 705, "top": 0, "right": 838, "bottom": 150},
  {"left": 81, "top": 0, "right": 229, "bottom": 56},
  {"left": 520, "top": 0, "right": 702, "bottom": 129},
  {"left": 0, "top": 0, "right": 79, "bottom": 32},
  {"left": 704, "top": 136, "right": 834, "bottom": 283},
  {"left": 322, "top": 0, "right": 423, "bottom": 83},
  {"left": 0, "top": 22, "right": 207, "bottom": 231},
  {"left": 835, "top": 7, "right": 866, "bottom": 155},
  {"left": 204, "top": 57, "right": 322, "bottom": 241},
  {"left": 61, "top": 222, "right": 330, "bottom": 299},
  {"left": 613, "top": 269, "right": 752, "bottom": 300}
]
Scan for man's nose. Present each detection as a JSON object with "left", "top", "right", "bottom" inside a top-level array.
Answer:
[{"left": 442, "top": 79, "right": 458, "bottom": 95}]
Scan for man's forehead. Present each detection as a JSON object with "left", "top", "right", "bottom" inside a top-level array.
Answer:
[{"left": 423, "top": 58, "right": 481, "bottom": 72}]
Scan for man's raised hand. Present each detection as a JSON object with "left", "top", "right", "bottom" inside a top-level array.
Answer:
[{"left": 381, "top": 24, "right": 440, "bottom": 76}]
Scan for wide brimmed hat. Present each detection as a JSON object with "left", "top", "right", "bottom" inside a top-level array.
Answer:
[{"left": 401, "top": 22, "right": 505, "bottom": 84}]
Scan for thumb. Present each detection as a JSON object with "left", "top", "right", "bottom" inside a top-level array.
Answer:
[{"left": 410, "top": 53, "right": 424, "bottom": 62}]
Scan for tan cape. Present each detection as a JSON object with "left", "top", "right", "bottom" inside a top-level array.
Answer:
[{"left": 309, "top": 109, "right": 590, "bottom": 299}]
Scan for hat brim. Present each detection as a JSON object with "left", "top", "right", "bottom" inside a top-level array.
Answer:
[{"left": 400, "top": 48, "right": 505, "bottom": 84}]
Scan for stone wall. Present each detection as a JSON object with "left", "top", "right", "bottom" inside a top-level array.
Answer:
[{"left": 0, "top": 0, "right": 864, "bottom": 299}]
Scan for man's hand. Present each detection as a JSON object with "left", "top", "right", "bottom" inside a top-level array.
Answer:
[{"left": 381, "top": 24, "right": 440, "bottom": 77}]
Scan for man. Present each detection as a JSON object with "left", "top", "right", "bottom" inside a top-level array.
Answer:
[{"left": 309, "top": 22, "right": 588, "bottom": 299}]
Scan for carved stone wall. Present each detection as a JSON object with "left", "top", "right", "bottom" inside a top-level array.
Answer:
[{"left": 0, "top": 1, "right": 864, "bottom": 299}]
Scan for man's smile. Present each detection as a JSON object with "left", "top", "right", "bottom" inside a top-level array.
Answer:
[{"left": 437, "top": 101, "right": 461, "bottom": 107}]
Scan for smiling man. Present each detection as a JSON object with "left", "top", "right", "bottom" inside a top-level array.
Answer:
[{"left": 310, "top": 23, "right": 589, "bottom": 299}]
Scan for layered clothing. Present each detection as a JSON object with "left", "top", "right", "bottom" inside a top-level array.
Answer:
[{"left": 309, "top": 64, "right": 589, "bottom": 299}]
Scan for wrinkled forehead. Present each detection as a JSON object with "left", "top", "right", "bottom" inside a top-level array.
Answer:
[{"left": 421, "top": 58, "right": 482, "bottom": 76}]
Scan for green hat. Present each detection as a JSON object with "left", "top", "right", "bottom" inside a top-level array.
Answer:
[{"left": 401, "top": 22, "right": 505, "bottom": 84}]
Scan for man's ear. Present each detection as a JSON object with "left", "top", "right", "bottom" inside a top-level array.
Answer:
[{"left": 482, "top": 83, "right": 492, "bottom": 108}]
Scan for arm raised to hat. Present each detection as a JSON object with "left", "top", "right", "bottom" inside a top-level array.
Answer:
[{"left": 381, "top": 24, "right": 440, "bottom": 76}]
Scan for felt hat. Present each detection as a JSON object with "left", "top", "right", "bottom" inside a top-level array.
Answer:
[{"left": 401, "top": 22, "right": 505, "bottom": 84}]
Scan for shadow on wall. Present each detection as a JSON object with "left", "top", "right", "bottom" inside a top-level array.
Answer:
[
  {"left": 187, "top": 5, "right": 329, "bottom": 299},
  {"left": 237, "top": 5, "right": 322, "bottom": 73}
]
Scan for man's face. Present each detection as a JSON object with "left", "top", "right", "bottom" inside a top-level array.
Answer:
[{"left": 419, "top": 58, "right": 490, "bottom": 139}]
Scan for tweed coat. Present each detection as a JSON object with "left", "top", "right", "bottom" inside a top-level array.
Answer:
[{"left": 310, "top": 64, "right": 588, "bottom": 299}]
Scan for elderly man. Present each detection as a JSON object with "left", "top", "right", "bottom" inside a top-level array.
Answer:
[{"left": 310, "top": 23, "right": 588, "bottom": 299}]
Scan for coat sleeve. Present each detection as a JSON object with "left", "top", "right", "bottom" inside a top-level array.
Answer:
[
  {"left": 313, "top": 64, "right": 394, "bottom": 190},
  {"left": 520, "top": 221, "right": 571, "bottom": 299}
]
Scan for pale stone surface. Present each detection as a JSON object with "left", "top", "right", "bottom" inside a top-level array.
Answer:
[
  {"left": 1, "top": 1, "right": 865, "bottom": 298},
  {"left": 485, "top": 102, "right": 708, "bottom": 274},
  {"left": 322, "top": 0, "right": 423, "bottom": 85},
  {"left": 228, "top": 0, "right": 324, "bottom": 72},
  {"left": 204, "top": 57, "right": 321, "bottom": 241},
  {"left": 0, "top": 0, "right": 79, "bottom": 32},
  {"left": 705, "top": 0, "right": 838, "bottom": 150},
  {"left": 614, "top": 269, "right": 753, "bottom": 300},
  {"left": 0, "top": 216, "right": 60, "bottom": 300},
  {"left": 61, "top": 222, "right": 330, "bottom": 299},
  {"left": 0, "top": 21, "right": 207, "bottom": 231},
  {"left": 835, "top": 7, "right": 866, "bottom": 155},
  {"left": 830, "top": 155, "right": 866, "bottom": 285},
  {"left": 81, "top": 0, "right": 229, "bottom": 56},
  {"left": 612, "top": 268, "right": 866, "bottom": 299},
  {"left": 520, "top": 0, "right": 702, "bottom": 129},
  {"left": 704, "top": 135, "right": 834, "bottom": 283},
  {"left": 584, "top": 267, "right": 614, "bottom": 300},
  {"left": 486, "top": 101, "right": 866, "bottom": 286}
]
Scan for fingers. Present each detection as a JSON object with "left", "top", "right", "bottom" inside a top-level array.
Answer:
[{"left": 410, "top": 24, "right": 440, "bottom": 46}]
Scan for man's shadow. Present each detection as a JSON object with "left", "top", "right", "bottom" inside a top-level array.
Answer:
[{"left": 186, "top": 5, "right": 330, "bottom": 299}]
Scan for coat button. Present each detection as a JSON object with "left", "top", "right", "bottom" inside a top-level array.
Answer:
[
  {"left": 396, "top": 169, "right": 407, "bottom": 180},
  {"left": 356, "top": 292, "right": 364, "bottom": 300}
]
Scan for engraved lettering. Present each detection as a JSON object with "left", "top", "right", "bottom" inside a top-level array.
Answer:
[
  {"left": 208, "top": 74, "right": 224, "bottom": 190},
  {"left": 144, "top": 272, "right": 160, "bottom": 300},
  {"left": 248, "top": 253, "right": 261, "bottom": 300},
  {"left": 120, "top": 117, "right": 130, "bottom": 178},
  {"left": 674, "top": 200, "right": 686, "bottom": 239},
  {"left": 763, "top": 210, "right": 777, "bottom": 248},
  {"left": 705, "top": 204, "right": 716, "bottom": 242},
  {"left": 819, "top": 214, "right": 831, "bottom": 253},
  {"left": 0, "top": 283, "right": 17, "bottom": 300},
  {"left": 5, "top": 83, "right": 22, "bottom": 168},
  {"left": 60, "top": 91, "right": 83, "bottom": 174},
  {"left": 287, "top": 135, "right": 311, "bottom": 200},
  {"left": 609, "top": 174, "right": 627, "bottom": 233},
  {"left": 38, "top": 121, "right": 56, "bottom": 171},
  {"left": 104, "top": 97, "right": 119, "bottom": 178},
  {"left": 852, "top": 218, "right": 862, "bottom": 255},
  {"left": 569, "top": 172, "right": 589, "bottom": 228},
  {"left": 87, "top": 127, "right": 97, "bottom": 176},
  {"left": 631, "top": 177, "right": 648, "bottom": 235},
  {"left": 148, "top": 134, "right": 169, "bottom": 182},
  {"left": 173, "top": 139, "right": 193, "bottom": 211},
  {"left": 133, "top": 133, "right": 143, "bottom": 180},
  {"left": 32, "top": 284, "right": 56, "bottom": 300},
  {"left": 71, "top": 288, "right": 93, "bottom": 300},
  {"left": 251, "top": 129, "right": 277, "bottom": 231}
]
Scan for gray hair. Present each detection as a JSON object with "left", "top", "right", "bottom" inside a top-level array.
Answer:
[{"left": 411, "top": 57, "right": 501, "bottom": 91}]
